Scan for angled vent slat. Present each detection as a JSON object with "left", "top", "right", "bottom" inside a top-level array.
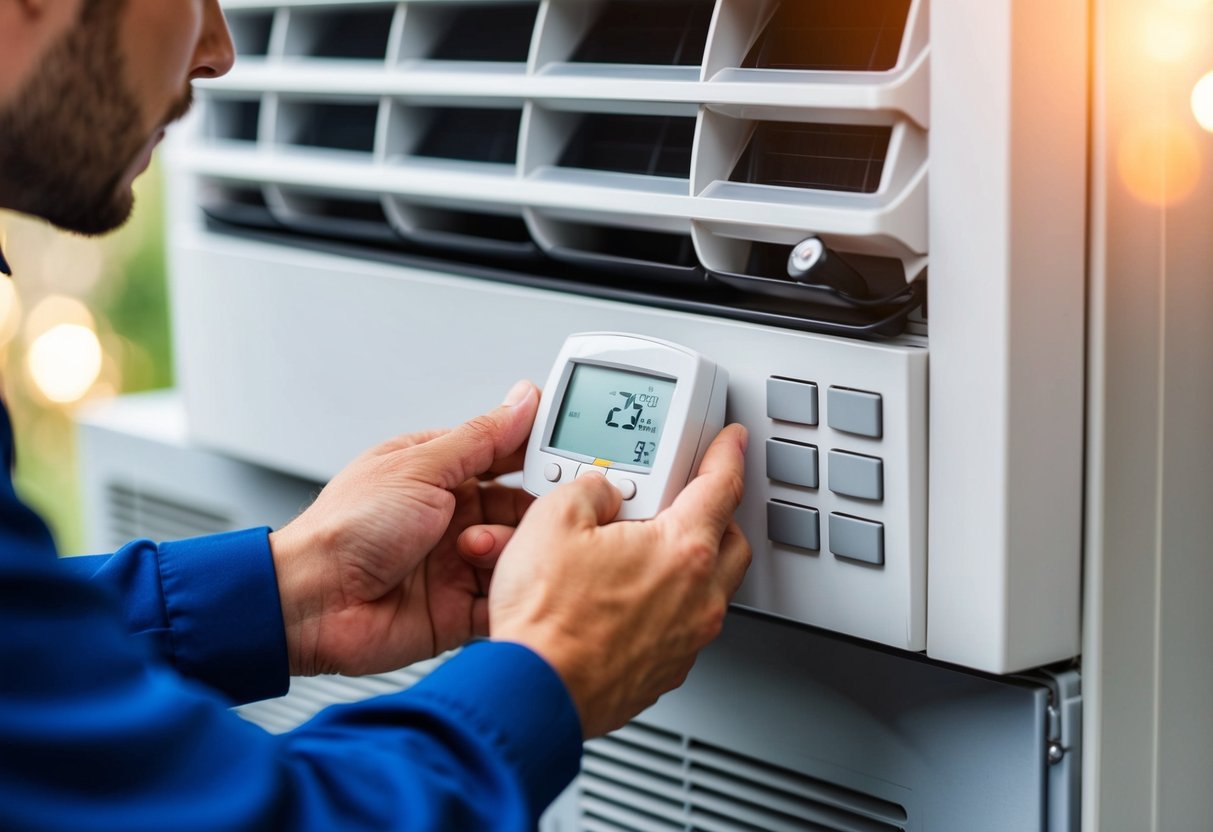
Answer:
[
  {"left": 425, "top": 4, "right": 538, "bottom": 63},
  {"left": 287, "top": 7, "right": 395, "bottom": 60},
  {"left": 575, "top": 729, "right": 908, "bottom": 832},
  {"left": 579, "top": 787, "right": 686, "bottom": 829},
  {"left": 742, "top": 0, "right": 914, "bottom": 72},
  {"left": 412, "top": 108, "right": 522, "bottom": 164},
  {"left": 208, "top": 98, "right": 261, "bottom": 142},
  {"left": 558, "top": 114, "right": 696, "bottom": 179},
  {"left": 280, "top": 101, "right": 379, "bottom": 153},
  {"left": 227, "top": 10, "right": 275, "bottom": 57},
  {"left": 571, "top": 0, "right": 714, "bottom": 67},
  {"left": 731, "top": 123, "right": 893, "bottom": 194}
]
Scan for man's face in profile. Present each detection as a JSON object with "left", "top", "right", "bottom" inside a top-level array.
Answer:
[{"left": 0, "top": 0, "right": 194, "bottom": 237}]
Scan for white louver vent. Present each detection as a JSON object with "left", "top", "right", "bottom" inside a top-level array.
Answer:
[
  {"left": 235, "top": 655, "right": 448, "bottom": 733},
  {"left": 188, "top": 0, "right": 929, "bottom": 338},
  {"left": 105, "top": 482, "right": 234, "bottom": 550},
  {"left": 579, "top": 723, "right": 909, "bottom": 832}
]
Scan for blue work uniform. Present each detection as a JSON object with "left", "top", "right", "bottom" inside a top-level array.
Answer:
[{"left": 0, "top": 402, "right": 582, "bottom": 830}]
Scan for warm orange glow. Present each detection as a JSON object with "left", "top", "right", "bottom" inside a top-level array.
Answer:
[
  {"left": 1116, "top": 121, "right": 1202, "bottom": 205},
  {"left": 26, "top": 323, "right": 103, "bottom": 404},
  {"left": 0, "top": 279, "right": 21, "bottom": 349},
  {"left": 1193, "top": 70, "right": 1213, "bottom": 132},
  {"left": 1165, "top": 0, "right": 1212, "bottom": 10},
  {"left": 1143, "top": 11, "right": 1202, "bottom": 63},
  {"left": 25, "top": 294, "right": 94, "bottom": 344}
]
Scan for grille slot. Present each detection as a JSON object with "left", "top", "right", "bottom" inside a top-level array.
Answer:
[
  {"left": 742, "top": 0, "right": 913, "bottom": 72},
  {"left": 577, "top": 723, "right": 909, "bottom": 832},
  {"left": 731, "top": 123, "right": 892, "bottom": 194},
  {"left": 541, "top": 220, "right": 701, "bottom": 280},
  {"left": 570, "top": 0, "right": 715, "bottom": 66},
  {"left": 286, "top": 7, "right": 394, "bottom": 60},
  {"left": 279, "top": 100, "right": 379, "bottom": 153},
  {"left": 208, "top": 98, "right": 261, "bottom": 143},
  {"left": 422, "top": 4, "right": 538, "bottom": 62},
  {"left": 558, "top": 114, "right": 696, "bottom": 179},
  {"left": 200, "top": 183, "right": 278, "bottom": 229},
  {"left": 106, "top": 483, "right": 233, "bottom": 549},
  {"left": 275, "top": 190, "right": 395, "bottom": 243},
  {"left": 411, "top": 108, "right": 522, "bottom": 164},
  {"left": 227, "top": 11, "right": 275, "bottom": 57},
  {"left": 393, "top": 204, "right": 536, "bottom": 257}
]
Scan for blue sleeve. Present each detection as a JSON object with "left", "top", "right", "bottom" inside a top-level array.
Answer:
[
  {"left": 59, "top": 528, "right": 289, "bottom": 704},
  {"left": 1, "top": 533, "right": 583, "bottom": 829},
  {"left": 1, "top": 410, "right": 584, "bottom": 829}
]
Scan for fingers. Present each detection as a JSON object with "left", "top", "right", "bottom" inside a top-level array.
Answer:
[
  {"left": 665, "top": 424, "right": 748, "bottom": 543},
  {"left": 551, "top": 471, "right": 625, "bottom": 528},
  {"left": 457, "top": 524, "right": 517, "bottom": 566},
  {"left": 400, "top": 381, "right": 539, "bottom": 490},
  {"left": 715, "top": 521, "right": 752, "bottom": 598}
]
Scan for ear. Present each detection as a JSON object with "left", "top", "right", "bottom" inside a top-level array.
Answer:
[{"left": 0, "top": 0, "right": 81, "bottom": 108}]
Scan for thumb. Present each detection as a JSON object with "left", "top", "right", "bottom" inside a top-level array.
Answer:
[{"left": 402, "top": 380, "right": 539, "bottom": 489}]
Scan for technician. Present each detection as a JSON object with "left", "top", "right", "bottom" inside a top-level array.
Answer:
[{"left": 0, "top": 1, "right": 751, "bottom": 829}]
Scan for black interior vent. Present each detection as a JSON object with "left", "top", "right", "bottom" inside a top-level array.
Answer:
[
  {"left": 402, "top": 206, "right": 537, "bottom": 259},
  {"left": 301, "top": 8, "right": 394, "bottom": 60},
  {"left": 201, "top": 184, "right": 277, "bottom": 229},
  {"left": 558, "top": 115, "right": 696, "bottom": 179},
  {"left": 287, "top": 102, "right": 379, "bottom": 153},
  {"left": 228, "top": 12, "right": 274, "bottom": 57},
  {"left": 428, "top": 5, "right": 538, "bottom": 62},
  {"left": 742, "top": 0, "right": 913, "bottom": 72},
  {"left": 731, "top": 122, "right": 892, "bottom": 193},
  {"left": 282, "top": 192, "right": 396, "bottom": 243},
  {"left": 209, "top": 99, "right": 261, "bottom": 142},
  {"left": 549, "top": 224, "right": 701, "bottom": 281},
  {"left": 412, "top": 108, "right": 522, "bottom": 164},
  {"left": 570, "top": 0, "right": 714, "bottom": 66}
]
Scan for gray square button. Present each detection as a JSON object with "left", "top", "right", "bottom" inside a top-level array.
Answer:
[
  {"left": 827, "top": 450, "right": 883, "bottom": 501},
  {"left": 767, "top": 377, "right": 818, "bottom": 425},
  {"left": 828, "top": 513, "right": 885, "bottom": 566},
  {"left": 827, "top": 387, "right": 883, "bottom": 438},
  {"left": 768, "top": 500, "right": 820, "bottom": 551},
  {"left": 767, "top": 439, "right": 819, "bottom": 488}
]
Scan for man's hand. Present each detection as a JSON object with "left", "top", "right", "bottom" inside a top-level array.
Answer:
[
  {"left": 268, "top": 381, "right": 539, "bottom": 677},
  {"left": 461, "top": 424, "right": 751, "bottom": 738}
]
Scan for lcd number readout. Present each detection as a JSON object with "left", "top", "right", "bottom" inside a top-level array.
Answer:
[{"left": 549, "top": 364, "right": 676, "bottom": 470}]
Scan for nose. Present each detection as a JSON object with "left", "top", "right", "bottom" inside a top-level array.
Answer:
[{"left": 189, "top": 0, "right": 236, "bottom": 80}]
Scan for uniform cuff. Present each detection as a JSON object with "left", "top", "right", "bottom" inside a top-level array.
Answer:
[
  {"left": 408, "top": 641, "right": 584, "bottom": 815},
  {"left": 158, "top": 527, "right": 289, "bottom": 704}
]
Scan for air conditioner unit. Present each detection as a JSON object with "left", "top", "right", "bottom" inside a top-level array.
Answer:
[
  {"left": 166, "top": 0, "right": 1086, "bottom": 674},
  {"left": 76, "top": 392, "right": 1081, "bottom": 831},
  {"left": 162, "top": 0, "right": 1213, "bottom": 827}
]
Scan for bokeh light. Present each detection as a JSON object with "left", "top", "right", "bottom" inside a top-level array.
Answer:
[
  {"left": 25, "top": 294, "right": 95, "bottom": 344},
  {"left": 1192, "top": 70, "right": 1213, "bottom": 132},
  {"left": 1143, "top": 11, "right": 1202, "bottom": 63},
  {"left": 1116, "top": 120, "right": 1202, "bottom": 205},
  {"left": 0, "top": 279, "right": 22, "bottom": 349},
  {"left": 26, "top": 323, "right": 104, "bottom": 404}
]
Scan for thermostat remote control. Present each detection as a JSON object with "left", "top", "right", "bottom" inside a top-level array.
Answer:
[{"left": 523, "top": 332, "right": 727, "bottom": 520}]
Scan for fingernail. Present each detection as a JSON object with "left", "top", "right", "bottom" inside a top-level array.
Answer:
[
  {"left": 734, "top": 423, "right": 749, "bottom": 453},
  {"left": 502, "top": 379, "right": 531, "bottom": 407}
]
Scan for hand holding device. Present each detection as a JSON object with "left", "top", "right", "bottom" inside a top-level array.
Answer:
[{"left": 267, "top": 381, "right": 539, "bottom": 677}]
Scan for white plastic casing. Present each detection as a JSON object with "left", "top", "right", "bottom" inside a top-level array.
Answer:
[{"left": 523, "top": 332, "right": 727, "bottom": 520}]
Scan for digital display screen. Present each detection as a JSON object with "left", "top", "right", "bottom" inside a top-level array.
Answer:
[{"left": 548, "top": 363, "right": 677, "bottom": 470}]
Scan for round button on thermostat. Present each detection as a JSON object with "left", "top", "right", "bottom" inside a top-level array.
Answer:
[
  {"left": 544, "top": 462, "right": 562, "bottom": 483},
  {"left": 616, "top": 478, "right": 638, "bottom": 501}
]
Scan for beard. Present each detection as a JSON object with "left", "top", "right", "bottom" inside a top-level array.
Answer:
[{"left": 0, "top": 0, "right": 192, "bottom": 236}]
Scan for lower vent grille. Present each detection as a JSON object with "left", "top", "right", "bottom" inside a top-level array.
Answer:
[
  {"left": 579, "top": 723, "right": 908, "bottom": 832},
  {"left": 105, "top": 483, "right": 233, "bottom": 549},
  {"left": 558, "top": 114, "right": 696, "bottom": 179}
]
